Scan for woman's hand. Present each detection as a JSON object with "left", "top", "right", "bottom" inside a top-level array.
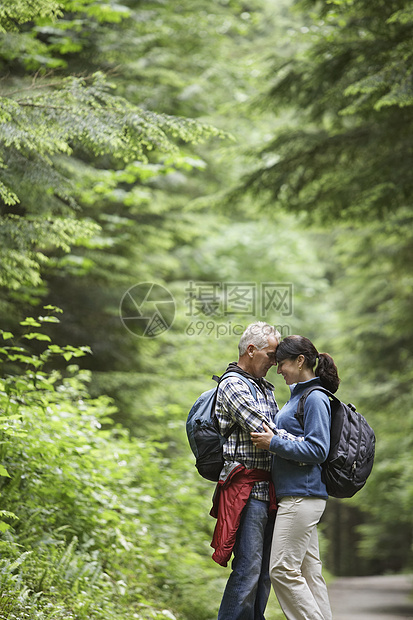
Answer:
[{"left": 251, "top": 422, "right": 274, "bottom": 451}]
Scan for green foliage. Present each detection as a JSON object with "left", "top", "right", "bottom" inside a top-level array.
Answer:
[
  {"left": 0, "top": 0, "right": 228, "bottom": 300},
  {"left": 2, "top": 72, "right": 220, "bottom": 165},
  {"left": 0, "top": 0, "right": 290, "bottom": 442},
  {"left": 0, "top": 66, "right": 223, "bottom": 293},
  {"left": 315, "top": 216, "right": 413, "bottom": 573},
  {"left": 0, "top": 215, "right": 101, "bottom": 290},
  {"left": 0, "top": 71, "right": 223, "bottom": 209},
  {"left": 241, "top": 0, "right": 413, "bottom": 223},
  {"left": 0, "top": 0, "right": 62, "bottom": 33},
  {"left": 229, "top": 0, "right": 413, "bottom": 575},
  {"left": 0, "top": 309, "right": 234, "bottom": 619},
  {"left": 3, "top": 0, "right": 412, "bottom": 605}
]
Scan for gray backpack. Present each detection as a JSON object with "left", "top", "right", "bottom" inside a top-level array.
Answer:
[
  {"left": 186, "top": 372, "right": 257, "bottom": 482},
  {"left": 296, "top": 386, "right": 375, "bottom": 498}
]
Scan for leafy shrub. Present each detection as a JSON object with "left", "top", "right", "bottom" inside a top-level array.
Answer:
[
  {"left": 0, "top": 307, "right": 241, "bottom": 619},
  {"left": 0, "top": 308, "right": 201, "bottom": 619}
]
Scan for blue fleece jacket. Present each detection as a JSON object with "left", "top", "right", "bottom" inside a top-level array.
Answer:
[{"left": 269, "top": 378, "right": 330, "bottom": 500}]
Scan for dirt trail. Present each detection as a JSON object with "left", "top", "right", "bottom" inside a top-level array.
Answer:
[{"left": 328, "top": 574, "right": 413, "bottom": 619}]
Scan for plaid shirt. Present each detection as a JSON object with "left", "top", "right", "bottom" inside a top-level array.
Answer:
[{"left": 215, "top": 372, "right": 279, "bottom": 502}]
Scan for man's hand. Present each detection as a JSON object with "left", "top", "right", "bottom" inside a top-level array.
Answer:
[{"left": 251, "top": 422, "right": 274, "bottom": 451}]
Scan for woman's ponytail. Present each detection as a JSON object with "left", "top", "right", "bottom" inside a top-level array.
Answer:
[{"left": 316, "top": 352, "right": 340, "bottom": 393}]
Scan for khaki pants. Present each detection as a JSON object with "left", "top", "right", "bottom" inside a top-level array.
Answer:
[{"left": 270, "top": 497, "right": 332, "bottom": 620}]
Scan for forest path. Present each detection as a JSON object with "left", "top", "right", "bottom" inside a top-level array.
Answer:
[{"left": 328, "top": 574, "right": 413, "bottom": 619}]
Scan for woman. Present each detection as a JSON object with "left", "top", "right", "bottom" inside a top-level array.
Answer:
[{"left": 251, "top": 335, "right": 340, "bottom": 620}]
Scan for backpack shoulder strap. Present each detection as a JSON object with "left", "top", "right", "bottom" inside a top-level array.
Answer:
[
  {"left": 295, "top": 385, "right": 337, "bottom": 429},
  {"left": 212, "top": 372, "right": 258, "bottom": 441},
  {"left": 220, "top": 371, "right": 258, "bottom": 401}
]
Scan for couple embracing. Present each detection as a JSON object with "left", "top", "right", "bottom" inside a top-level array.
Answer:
[{"left": 212, "top": 321, "right": 339, "bottom": 620}]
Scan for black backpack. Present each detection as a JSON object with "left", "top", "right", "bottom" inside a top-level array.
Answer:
[
  {"left": 295, "top": 386, "right": 375, "bottom": 498},
  {"left": 186, "top": 372, "right": 257, "bottom": 482}
]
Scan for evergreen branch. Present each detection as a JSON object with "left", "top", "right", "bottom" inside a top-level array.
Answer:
[{"left": 13, "top": 102, "right": 68, "bottom": 110}]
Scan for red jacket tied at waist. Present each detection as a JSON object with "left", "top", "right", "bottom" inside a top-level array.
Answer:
[{"left": 210, "top": 465, "right": 277, "bottom": 567}]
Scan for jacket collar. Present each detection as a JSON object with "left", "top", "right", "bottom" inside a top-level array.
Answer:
[{"left": 290, "top": 377, "right": 321, "bottom": 396}]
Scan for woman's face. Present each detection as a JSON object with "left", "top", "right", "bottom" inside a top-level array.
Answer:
[{"left": 276, "top": 357, "right": 301, "bottom": 385}]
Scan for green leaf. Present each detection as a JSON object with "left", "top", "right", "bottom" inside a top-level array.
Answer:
[
  {"left": 47, "top": 344, "right": 64, "bottom": 353},
  {"left": 0, "top": 510, "right": 18, "bottom": 520},
  {"left": 0, "top": 464, "right": 10, "bottom": 477},
  {"left": 22, "top": 332, "right": 52, "bottom": 342},
  {"left": 43, "top": 305, "right": 63, "bottom": 313},
  {"left": 20, "top": 318, "right": 41, "bottom": 327}
]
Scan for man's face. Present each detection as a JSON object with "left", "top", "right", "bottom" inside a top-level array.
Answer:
[{"left": 250, "top": 335, "right": 278, "bottom": 378}]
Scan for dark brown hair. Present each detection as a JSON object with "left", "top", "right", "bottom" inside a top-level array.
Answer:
[{"left": 276, "top": 335, "right": 340, "bottom": 393}]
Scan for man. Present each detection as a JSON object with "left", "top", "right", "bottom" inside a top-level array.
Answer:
[{"left": 212, "top": 321, "right": 280, "bottom": 620}]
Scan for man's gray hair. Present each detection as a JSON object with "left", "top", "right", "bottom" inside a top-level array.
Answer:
[{"left": 238, "top": 321, "right": 281, "bottom": 356}]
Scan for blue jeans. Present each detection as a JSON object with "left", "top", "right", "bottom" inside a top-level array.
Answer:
[{"left": 218, "top": 497, "right": 275, "bottom": 620}]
